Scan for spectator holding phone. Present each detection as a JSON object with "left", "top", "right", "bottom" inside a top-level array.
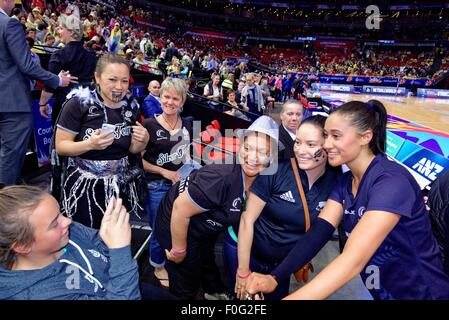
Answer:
[{"left": 55, "top": 53, "right": 149, "bottom": 229}]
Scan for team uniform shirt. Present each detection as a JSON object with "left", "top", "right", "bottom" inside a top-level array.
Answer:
[
  {"left": 157, "top": 164, "right": 246, "bottom": 238},
  {"left": 142, "top": 117, "right": 192, "bottom": 182},
  {"left": 249, "top": 160, "right": 340, "bottom": 262},
  {"left": 57, "top": 89, "right": 138, "bottom": 160},
  {"left": 329, "top": 154, "right": 449, "bottom": 300}
]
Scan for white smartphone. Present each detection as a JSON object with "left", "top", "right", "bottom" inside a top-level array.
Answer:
[{"left": 101, "top": 123, "right": 116, "bottom": 139}]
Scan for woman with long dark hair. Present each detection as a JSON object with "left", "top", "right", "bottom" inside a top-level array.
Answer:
[{"left": 245, "top": 100, "right": 449, "bottom": 300}]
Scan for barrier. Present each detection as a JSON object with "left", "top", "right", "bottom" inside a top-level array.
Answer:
[
  {"left": 31, "top": 99, "right": 54, "bottom": 167},
  {"left": 363, "top": 85, "right": 407, "bottom": 96},
  {"left": 417, "top": 88, "right": 449, "bottom": 99},
  {"left": 311, "top": 83, "right": 354, "bottom": 93}
]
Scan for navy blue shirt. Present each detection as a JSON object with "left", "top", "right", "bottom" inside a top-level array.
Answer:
[
  {"left": 250, "top": 160, "right": 340, "bottom": 263},
  {"left": 329, "top": 154, "right": 449, "bottom": 300}
]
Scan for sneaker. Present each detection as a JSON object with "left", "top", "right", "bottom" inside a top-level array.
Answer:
[{"left": 204, "top": 291, "right": 235, "bottom": 300}]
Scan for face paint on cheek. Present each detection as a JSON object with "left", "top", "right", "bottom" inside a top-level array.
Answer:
[{"left": 313, "top": 149, "right": 325, "bottom": 162}]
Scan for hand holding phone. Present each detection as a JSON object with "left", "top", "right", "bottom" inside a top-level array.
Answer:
[{"left": 101, "top": 123, "right": 116, "bottom": 139}]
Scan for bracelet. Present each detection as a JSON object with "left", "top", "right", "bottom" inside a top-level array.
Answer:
[
  {"left": 237, "top": 270, "right": 251, "bottom": 279},
  {"left": 39, "top": 103, "right": 47, "bottom": 107},
  {"left": 171, "top": 247, "right": 186, "bottom": 255}
]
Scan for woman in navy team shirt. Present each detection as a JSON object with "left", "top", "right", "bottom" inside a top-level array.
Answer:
[{"left": 245, "top": 100, "right": 449, "bottom": 300}]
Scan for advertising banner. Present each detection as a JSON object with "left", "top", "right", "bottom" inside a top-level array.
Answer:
[
  {"left": 31, "top": 99, "right": 53, "bottom": 167},
  {"left": 363, "top": 85, "right": 407, "bottom": 96},
  {"left": 417, "top": 88, "right": 449, "bottom": 99}
]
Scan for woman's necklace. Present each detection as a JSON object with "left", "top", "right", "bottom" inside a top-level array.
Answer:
[{"left": 162, "top": 113, "right": 179, "bottom": 135}]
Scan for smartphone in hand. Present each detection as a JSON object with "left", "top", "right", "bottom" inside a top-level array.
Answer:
[{"left": 101, "top": 123, "right": 116, "bottom": 139}]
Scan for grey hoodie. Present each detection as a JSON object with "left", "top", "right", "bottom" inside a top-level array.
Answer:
[{"left": 0, "top": 222, "right": 141, "bottom": 300}]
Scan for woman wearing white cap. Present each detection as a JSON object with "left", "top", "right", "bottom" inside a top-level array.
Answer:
[{"left": 154, "top": 116, "right": 279, "bottom": 299}]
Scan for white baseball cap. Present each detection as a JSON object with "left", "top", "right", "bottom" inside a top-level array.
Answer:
[{"left": 237, "top": 116, "right": 284, "bottom": 150}]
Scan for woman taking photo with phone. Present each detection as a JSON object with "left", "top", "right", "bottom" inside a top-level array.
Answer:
[
  {"left": 245, "top": 100, "right": 449, "bottom": 300},
  {"left": 54, "top": 53, "right": 149, "bottom": 229}
]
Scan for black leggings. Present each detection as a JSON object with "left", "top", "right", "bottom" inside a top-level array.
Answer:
[{"left": 156, "top": 219, "right": 226, "bottom": 299}]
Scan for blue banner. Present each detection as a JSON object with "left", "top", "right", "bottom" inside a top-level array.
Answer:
[
  {"left": 298, "top": 73, "right": 433, "bottom": 88},
  {"left": 363, "top": 85, "right": 407, "bottom": 96},
  {"left": 396, "top": 140, "right": 449, "bottom": 187},
  {"left": 131, "top": 84, "right": 146, "bottom": 98},
  {"left": 32, "top": 99, "right": 54, "bottom": 167},
  {"left": 311, "top": 83, "right": 354, "bottom": 93},
  {"left": 417, "top": 88, "right": 449, "bottom": 99}
]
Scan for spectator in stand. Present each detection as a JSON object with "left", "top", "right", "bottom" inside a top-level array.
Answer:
[
  {"left": 11, "top": 7, "right": 20, "bottom": 20},
  {"left": 221, "top": 73, "right": 235, "bottom": 102},
  {"left": 19, "top": 15, "right": 26, "bottom": 30},
  {"left": 235, "top": 80, "right": 245, "bottom": 104},
  {"left": 132, "top": 51, "right": 147, "bottom": 66},
  {"left": 108, "top": 22, "right": 121, "bottom": 53},
  {"left": 224, "top": 90, "right": 250, "bottom": 121},
  {"left": 38, "top": 10, "right": 97, "bottom": 125},
  {"left": 241, "top": 73, "right": 265, "bottom": 121},
  {"left": 142, "top": 80, "right": 162, "bottom": 118},
  {"left": 165, "top": 42, "right": 180, "bottom": 64},
  {"left": 278, "top": 100, "right": 304, "bottom": 160},
  {"left": 43, "top": 33, "right": 56, "bottom": 53},
  {"left": 282, "top": 74, "right": 293, "bottom": 102},
  {"left": 203, "top": 73, "right": 223, "bottom": 112},
  {"left": 167, "top": 56, "right": 180, "bottom": 78},
  {"left": 273, "top": 75, "right": 282, "bottom": 102}
]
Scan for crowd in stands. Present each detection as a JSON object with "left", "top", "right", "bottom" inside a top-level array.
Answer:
[{"left": 13, "top": 0, "right": 447, "bottom": 90}]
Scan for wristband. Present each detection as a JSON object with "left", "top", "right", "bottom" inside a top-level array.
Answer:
[
  {"left": 237, "top": 270, "right": 251, "bottom": 279},
  {"left": 171, "top": 247, "right": 186, "bottom": 255},
  {"left": 39, "top": 103, "right": 47, "bottom": 107}
]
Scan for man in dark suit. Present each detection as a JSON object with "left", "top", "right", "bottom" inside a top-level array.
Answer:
[
  {"left": 278, "top": 99, "right": 304, "bottom": 160},
  {"left": 141, "top": 80, "right": 162, "bottom": 118},
  {"left": 0, "top": 0, "right": 75, "bottom": 185}
]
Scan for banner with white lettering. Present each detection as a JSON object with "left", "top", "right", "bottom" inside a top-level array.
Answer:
[
  {"left": 392, "top": 139, "right": 449, "bottom": 188},
  {"left": 32, "top": 99, "right": 53, "bottom": 167},
  {"left": 417, "top": 88, "right": 449, "bottom": 99},
  {"left": 363, "top": 85, "right": 407, "bottom": 96}
]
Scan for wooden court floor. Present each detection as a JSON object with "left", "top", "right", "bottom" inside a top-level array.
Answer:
[{"left": 324, "top": 93, "right": 449, "bottom": 134}]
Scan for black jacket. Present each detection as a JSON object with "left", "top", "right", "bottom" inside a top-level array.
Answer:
[
  {"left": 428, "top": 168, "right": 449, "bottom": 275},
  {"left": 278, "top": 124, "right": 295, "bottom": 160}
]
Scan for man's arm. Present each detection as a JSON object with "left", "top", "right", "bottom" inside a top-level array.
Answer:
[{"left": 5, "top": 18, "right": 60, "bottom": 89}]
